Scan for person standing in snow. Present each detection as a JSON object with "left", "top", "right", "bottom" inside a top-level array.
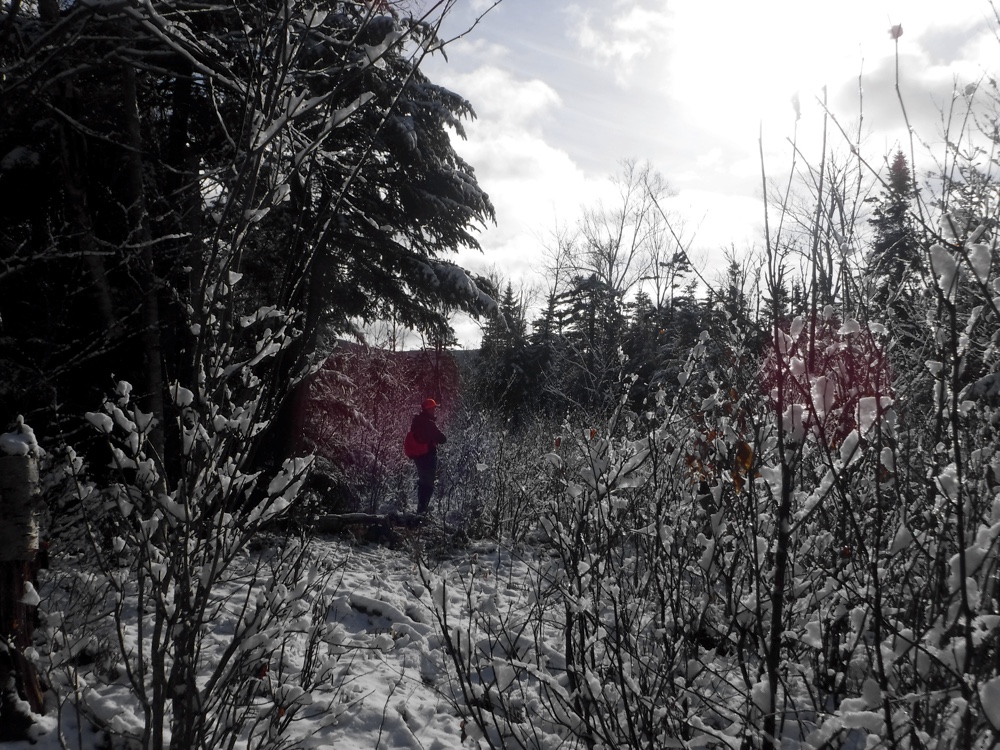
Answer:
[{"left": 409, "top": 398, "right": 446, "bottom": 515}]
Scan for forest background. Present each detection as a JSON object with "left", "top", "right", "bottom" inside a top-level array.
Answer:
[{"left": 3, "top": 1, "right": 1000, "bottom": 749}]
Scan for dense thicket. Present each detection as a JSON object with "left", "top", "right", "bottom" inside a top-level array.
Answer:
[{"left": 439, "top": 80, "right": 1000, "bottom": 748}]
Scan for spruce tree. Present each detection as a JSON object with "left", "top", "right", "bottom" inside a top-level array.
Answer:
[
  {"left": 0, "top": 1, "right": 495, "bottom": 449},
  {"left": 475, "top": 282, "right": 547, "bottom": 421},
  {"left": 867, "top": 151, "right": 923, "bottom": 329}
]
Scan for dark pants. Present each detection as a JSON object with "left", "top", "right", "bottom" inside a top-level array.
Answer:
[{"left": 413, "top": 455, "right": 437, "bottom": 514}]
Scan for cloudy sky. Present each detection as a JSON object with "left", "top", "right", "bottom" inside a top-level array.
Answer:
[{"left": 420, "top": 0, "right": 1000, "bottom": 346}]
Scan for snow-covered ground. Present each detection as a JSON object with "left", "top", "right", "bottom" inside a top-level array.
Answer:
[{"left": 11, "top": 531, "right": 527, "bottom": 750}]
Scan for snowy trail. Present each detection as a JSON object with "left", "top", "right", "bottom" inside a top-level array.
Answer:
[
  {"left": 305, "top": 540, "right": 462, "bottom": 750},
  {"left": 309, "top": 537, "right": 532, "bottom": 750},
  {"left": 14, "top": 534, "right": 532, "bottom": 750}
]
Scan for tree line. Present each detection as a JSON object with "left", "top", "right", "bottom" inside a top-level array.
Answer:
[{"left": 471, "top": 151, "right": 930, "bottom": 427}]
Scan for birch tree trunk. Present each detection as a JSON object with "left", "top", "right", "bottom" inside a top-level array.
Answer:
[{"left": 0, "top": 454, "right": 44, "bottom": 739}]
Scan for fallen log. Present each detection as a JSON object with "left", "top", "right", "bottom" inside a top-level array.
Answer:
[{"left": 314, "top": 511, "right": 426, "bottom": 534}]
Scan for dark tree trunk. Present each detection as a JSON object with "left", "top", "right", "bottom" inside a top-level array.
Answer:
[{"left": 121, "top": 62, "right": 167, "bottom": 461}]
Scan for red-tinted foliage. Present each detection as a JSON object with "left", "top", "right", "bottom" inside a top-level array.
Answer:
[
  {"left": 297, "top": 344, "right": 462, "bottom": 470},
  {"left": 761, "top": 313, "right": 893, "bottom": 447}
]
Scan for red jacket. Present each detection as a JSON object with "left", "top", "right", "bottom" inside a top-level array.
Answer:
[{"left": 410, "top": 410, "right": 446, "bottom": 456}]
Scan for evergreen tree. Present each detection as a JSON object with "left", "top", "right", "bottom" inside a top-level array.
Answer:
[
  {"left": 647, "top": 280, "right": 705, "bottom": 394},
  {"left": 622, "top": 290, "right": 660, "bottom": 405},
  {"left": 0, "top": 1, "right": 495, "bottom": 455},
  {"left": 552, "top": 273, "right": 625, "bottom": 410},
  {"left": 476, "top": 282, "right": 548, "bottom": 420},
  {"left": 530, "top": 288, "right": 566, "bottom": 347},
  {"left": 866, "top": 151, "right": 923, "bottom": 327}
]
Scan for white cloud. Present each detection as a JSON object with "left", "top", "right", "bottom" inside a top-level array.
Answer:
[
  {"left": 670, "top": 188, "right": 765, "bottom": 270},
  {"left": 427, "top": 60, "right": 615, "bottom": 284},
  {"left": 567, "top": 1, "right": 671, "bottom": 82},
  {"left": 443, "top": 64, "right": 562, "bottom": 131},
  {"left": 427, "top": 0, "right": 1000, "bottom": 348}
]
